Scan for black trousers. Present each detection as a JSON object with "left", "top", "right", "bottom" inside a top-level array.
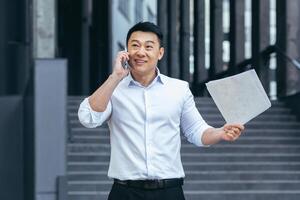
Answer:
[{"left": 108, "top": 182, "right": 186, "bottom": 200}]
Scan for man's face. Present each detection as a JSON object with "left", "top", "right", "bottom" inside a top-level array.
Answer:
[{"left": 127, "top": 31, "right": 164, "bottom": 76}]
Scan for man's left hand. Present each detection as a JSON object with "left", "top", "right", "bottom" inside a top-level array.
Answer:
[{"left": 221, "top": 124, "right": 245, "bottom": 141}]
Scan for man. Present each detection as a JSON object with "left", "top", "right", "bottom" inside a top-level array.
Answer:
[{"left": 78, "top": 21, "right": 244, "bottom": 200}]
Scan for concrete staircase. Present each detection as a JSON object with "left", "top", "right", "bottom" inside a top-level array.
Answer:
[{"left": 67, "top": 96, "right": 300, "bottom": 200}]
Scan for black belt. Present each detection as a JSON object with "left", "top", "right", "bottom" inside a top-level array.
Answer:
[{"left": 114, "top": 178, "right": 184, "bottom": 190}]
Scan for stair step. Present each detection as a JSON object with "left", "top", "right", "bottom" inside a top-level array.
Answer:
[
  {"left": 67, "top": 145, "right": 300, "bottom": 155},
  {"left": 68, "top": 132, "right": 300, "bottom": 139},
  {"left": 68, "top": 146, "right": 300, "bottom": 154},
  {"left": 66, "top": 96, "right": 300, "bottom": 200},
  {"left": 68, "top": 135, "right": 300, "bottom": 140},
  {"left": 68, "top": 97, "right": 285, "bottom": 106},
  {"left": 67, "top": 142, "right": 300, "bottom": 147},
  {"left": 68, "top": 128, "right": 300, "bottom": 138},
  {"left": 70, "top": 128, "right": 300, "bottom": 135},
  {"left": 67, "top": 171, "right": 300, "bottom": 181},
  {"left": 67, "top": 161, "right": 300, "bottom": 171},
  {"left": 67, "top": 154, "right": 300, "bottom": 162},
  {"left": 67, "top": 136, "right": 300, "bottom": 145},
  {"left": 68, "top": 105, "right": 291, "bottom": 115},
  {"left": 69, "top": 119, "right": 300, "bottom": 128},
  {"left": 67, "top": 152, "right": 300, "bottom": 157},
  {"left": 184, "top": 191, "right": 300, "bottom": 200},
  {"left": 68, "top": 181, "right": 300, "bottom": 192},
  {"left": 67, "top": 192, "right": 108, "bottom": 200},
  {"left": 69, "top": 112, "right": 297, "bottom": 121},
  {"left": 67, "top": 192, "right": 300, "bottom": 200}
]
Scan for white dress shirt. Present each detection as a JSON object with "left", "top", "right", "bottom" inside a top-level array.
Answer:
[{"left": 78, "top": 70, "right": 212, "bottom": 180}]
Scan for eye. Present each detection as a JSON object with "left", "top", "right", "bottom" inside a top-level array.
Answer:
[{"left": 146, "top": 46, "right": 153, "bottom": 50}]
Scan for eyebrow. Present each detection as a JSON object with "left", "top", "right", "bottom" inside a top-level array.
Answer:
[{"left": 130, "top": 40, "right": 155, "bottom": 44}]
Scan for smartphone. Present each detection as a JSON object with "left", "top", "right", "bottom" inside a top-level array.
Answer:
[
  {"left": 122, "top": 48, "right": 129, "bottom": 69},
  {"left": 122, "top": 60, "right": 129, "bottom": 69}
]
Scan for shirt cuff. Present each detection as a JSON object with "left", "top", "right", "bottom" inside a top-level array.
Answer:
[
  {"left": 85, "top": 97, "right": 105, "bottom": 121},
  {"left": 78, "top": 97, "right": 111, "bottom": 128},
  {"left": 193, "top": 124, "right": 213, "bottom": 147}
]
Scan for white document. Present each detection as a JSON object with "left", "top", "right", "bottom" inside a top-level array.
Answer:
[{"left": 205, "top": 69, "right": 271, "bottom": 124}]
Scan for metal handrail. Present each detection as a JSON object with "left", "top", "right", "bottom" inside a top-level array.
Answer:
[
  {"left": 272, "top": 45, "right": 300, "bottom": 70},
  {"left": 193, "top": 44, "right": 300, "bottom": 96}
]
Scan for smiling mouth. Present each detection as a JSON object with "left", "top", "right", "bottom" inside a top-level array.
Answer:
[{"left": 135, "top": 60, "right": 147, "bottom": 65}]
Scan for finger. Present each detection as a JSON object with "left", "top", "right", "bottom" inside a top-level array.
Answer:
[
  {"left": 225, "top": 132, "right": 235, "bottom": 141},
  {"left": 232, "top": 131, "right": 241, "bottom": 139},
  {"left": 123, "top": 51, "right": 130, "bottom": 60},
  {"left": 225, "top": 129, "right": 234, "bottom": 136},
  {"left": 224, "top": 126, "right": 236, "bottom": 133},
  {"left": 232, "top": 127, "right": 241, "bottom": 135},
  {"left": 223, "top": 125, "right": 231, "bottom": 132},
  {"left": 118, "top": 51, "right": 129, "bottom": 59},
  {"left": 223, "top": 125, "right": 242, "bottom": 138},
  {"left": 232, "top": 124, "right": 245, "bottom": 131},
  {"left": 226, "top": 124, "right": 245, "bottom": 132},
  {"left": 119, "top": 56, "right": 130, "bottom": 67},
  {"left": 238, "top": 125, "right": 245, "bottom": 131},
  {"left": 121, "top": 55, "right": 127, "bottom": 63},
  {"left": 227, "top": 128, "right": 241, "bottom": 139}
]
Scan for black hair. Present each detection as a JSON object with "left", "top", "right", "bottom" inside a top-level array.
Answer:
[{"left": 126, "top": 21, "right": 163, "bottom": 47}]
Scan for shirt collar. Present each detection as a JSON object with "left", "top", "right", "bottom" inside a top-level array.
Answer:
[{"left": 126, "top": 67, "right": 166, "bottom": 87}]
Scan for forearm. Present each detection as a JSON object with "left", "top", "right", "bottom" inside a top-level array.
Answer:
[
  {"left": 201, "top": 123, "right": 245, "bottom": 145},
  {"left": 201, "top": 127, "right": 223, "bottom": 146},
  {"left": 88, "top": 74, "right": 122, "bottom": 112}
]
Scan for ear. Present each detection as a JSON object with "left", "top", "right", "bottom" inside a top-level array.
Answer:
[{"left": 158, "top": 47, "right": 165, "bottom": 60}]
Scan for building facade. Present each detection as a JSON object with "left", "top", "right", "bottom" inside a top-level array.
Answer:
[
  {"left": 111, "top": 0, "right": 157, "bottom": 68},
  {"left": 1, "top": 1, "right": 300, "bottom": 200}
]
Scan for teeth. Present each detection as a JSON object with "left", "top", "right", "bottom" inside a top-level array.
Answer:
[{"left": 136, "top": 60, "right": 145, "bottom": 64}]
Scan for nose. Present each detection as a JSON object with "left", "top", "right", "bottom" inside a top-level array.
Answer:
[{"left": 136, "top": 47, "right": 146, "bottom": 57}]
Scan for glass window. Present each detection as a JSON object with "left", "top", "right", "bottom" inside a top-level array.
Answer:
[
  {"left": 135, "top": 0, "right": 143, "bottom": 22},
  {"left": 118, "top": 0, "right": 130, "bottom": 21},
  {"left": 147, "top": 6, "right": 155, "bottom": 22}
]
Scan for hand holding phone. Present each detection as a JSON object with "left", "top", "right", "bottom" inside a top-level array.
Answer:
[
  {"left": 112, "top": 49, "right": 130, "bottom": 80},
  {"left": 121, "top": 48, "right": 130, "bottom": 69},
  {"left": 122, "top": 60, "right": 129, "bottom": 69}
]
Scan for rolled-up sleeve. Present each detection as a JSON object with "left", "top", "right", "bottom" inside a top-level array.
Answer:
[
  {"left": 180, "top": 85, "right": 212, "bottom": 146},
  {"left": 78, "top": 97, "right": 112, "bottom": 128}
]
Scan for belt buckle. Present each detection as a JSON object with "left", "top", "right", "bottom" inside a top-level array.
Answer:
[
  {"left": 157, "top": 180, "right": 164, "bottom": 188},
  {"left": 144, "top": 180, "right": 156, "bottom": 189},
  {"left": 143, "top": 180, "right": 163, "bottom": 190}
]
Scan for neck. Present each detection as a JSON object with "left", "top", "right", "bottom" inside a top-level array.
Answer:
[{"left": 131, "top": 69, "right": 157, "bottom": 87}]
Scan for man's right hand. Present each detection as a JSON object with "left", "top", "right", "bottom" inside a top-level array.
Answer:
[
  {"left": 112, "top": 50, "right": 130, "bottom": 80},
  {"left": 88, "top": 51, "right": 130, "bottom": 112}
]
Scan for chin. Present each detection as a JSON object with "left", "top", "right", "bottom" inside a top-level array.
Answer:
[
  {"left": 132, "top": 65, "right": 145, "bottom": 71},
  {"left": 133, "top": 68, "right": 147, "bottom": 74},
  {"left": 132, "top": 67, "right": 151, "bottom": 75}
]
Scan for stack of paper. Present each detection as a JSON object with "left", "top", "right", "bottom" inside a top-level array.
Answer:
[{"left": 205, "top": 69, "right": 271, "bottom": 124}]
